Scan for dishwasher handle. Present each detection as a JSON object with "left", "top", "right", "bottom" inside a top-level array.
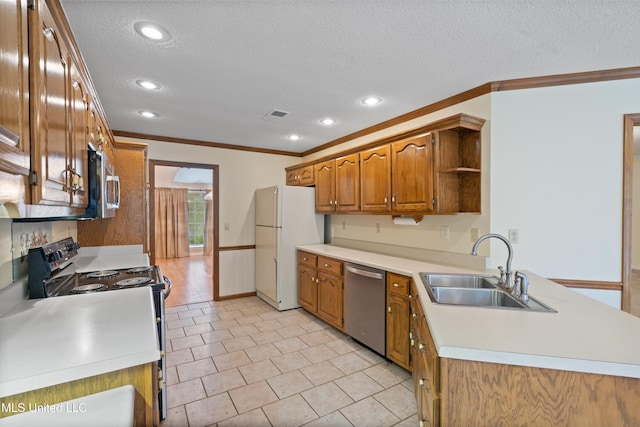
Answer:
[{"left": 346, "top": 265, "right": 384, "bottom": 280}]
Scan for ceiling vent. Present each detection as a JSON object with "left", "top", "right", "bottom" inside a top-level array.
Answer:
[{"left": 263, "top": 109, "right": 290, "bottom": 121}]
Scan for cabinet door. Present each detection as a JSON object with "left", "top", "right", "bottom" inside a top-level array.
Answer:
[
  {"left": 0, "top": 0, "right": 30, "bottom": 181},
  {"left": 30, "top": 0, "right": 72, "bottom": 205},
  {"left": 360, "top": 145, "right": 391, "bottom": 212},
  {"left": 297, "top": 265, "right": 318, "bottom": 313},
  {"left": 69, "top": 65, "right": 89, "bottom": 207},
  {"left": 391, "top": 135, "right": 434, "bottom": 213},
  {"left": 387, "top": 292, "right": 411, "bottom": 370},
  {"left": 314, "top": 159, "right": 335, "bottom": 212},
  {"left": 297, "top": 165, "right": 314, "bottom": 186},
  {"left": 317, "top": 271, "right": 343, "bottom": 330},
  {"left": 335, "top": 154, "right": 359, "bottom": 212},
  {"left": 286, "top": 168, "right": 300, "bottom": 186}
]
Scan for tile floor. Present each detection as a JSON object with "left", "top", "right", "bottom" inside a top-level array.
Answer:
[{"left": 160, "top": 296, "right": 418, "bottom": 427}]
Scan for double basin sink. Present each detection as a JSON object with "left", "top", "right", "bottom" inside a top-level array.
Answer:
[{"left": 420, "top": 273, "right": 555, "bottom": 312}]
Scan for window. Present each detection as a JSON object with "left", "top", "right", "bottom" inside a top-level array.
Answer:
[{"left": 187, "top": 191, "right": 206, "bottom": 246}]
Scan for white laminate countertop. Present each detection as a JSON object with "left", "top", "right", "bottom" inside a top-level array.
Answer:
[
  {"left": 298, "top": 244, "right": 640, "bottom": 379},
  {"left": 0, "top": 287, "right": 160, "bottom": 398}
]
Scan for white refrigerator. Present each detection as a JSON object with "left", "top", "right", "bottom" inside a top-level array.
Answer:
[{"left": 255, "top": 185, "right": 324, "bottom": 310}]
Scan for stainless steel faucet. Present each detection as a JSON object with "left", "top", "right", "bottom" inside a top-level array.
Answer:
[{"left": 471, "top": 233, "right": 515, "bottom": 290}]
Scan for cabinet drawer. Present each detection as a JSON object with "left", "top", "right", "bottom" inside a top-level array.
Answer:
[
  {"left": 387, "top": 272, "right": 410, "bottom": 296},
  {"left": 298, "top": 251, "right": 317, "bottom": 267},
  {"left": 317, "top": 256, "right": 342, "bottom": 276}
]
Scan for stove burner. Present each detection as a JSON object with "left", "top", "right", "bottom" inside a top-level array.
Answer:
[
  {"left": 127, "top": 266, "right": 153, "bottom": 274},
  {"left": 71, "top": 284, "right": 107, "bottom": 293},
  {"left": 114, "top": 277, "right": 153, "bottom": 288},
  {"left": 85, "top": 270, "right": 118, "bottom": 279}
]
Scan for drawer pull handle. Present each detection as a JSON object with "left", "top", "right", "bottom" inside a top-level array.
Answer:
[
  {"left": 324, "top": 263, "right": 329, "bottom": 267},
  {"left": 303, "top": 257, "right": 308, "bottom": 261},
  {"left": 393, "top": 283, "right": 400, "bottom": 287},
  {"left": 388, "top": 306, "right": 391, "bottom": 313}
]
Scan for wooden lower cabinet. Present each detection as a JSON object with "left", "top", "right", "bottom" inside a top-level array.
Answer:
[
  {"left": 409, "top": 282, "right": 640, "bottom": 426},
  {"left": 0, "top": 362, "right": 159, "bottom": 426},
  {"left": 386, "top": 272, "right": 411, "bottom": 371},
  {"left": 297, "top": 251, "right": 344, "bottom": 330}
]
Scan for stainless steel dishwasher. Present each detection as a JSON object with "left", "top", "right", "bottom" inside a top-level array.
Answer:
[{"left": 344, "top": 262, "right": 386, "bottom": 356}]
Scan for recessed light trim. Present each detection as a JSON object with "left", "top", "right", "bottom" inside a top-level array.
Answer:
[
  {"left": 136, "top": 79, "right": 161, "bottom": 90},
  {"left": 288, "top": 134, "right": 301, "bottom": 141},
  {"left": 134, "top": 21, "right": 170, "bottom": 41},
  {"left": 361, "top": 96, "right": 382, "bottom": 106},
  {"left": 139, "top": 110, "right": 159, "bottom": 118},
  {"left": 320, "top": 118, "right": 336, "bottom": 126}
]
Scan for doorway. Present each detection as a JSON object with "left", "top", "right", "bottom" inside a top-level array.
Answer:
[
  {"left": 627, "top": 117, "right": 640, "bottom": 316},
  {"left": 149, "top": 160, "right": 219, "bottom": 306}
]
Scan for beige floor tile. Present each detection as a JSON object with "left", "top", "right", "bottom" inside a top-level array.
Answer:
[
  {"left": 300, "top": 344, "right": 340, "bottom": 364},
  {"left": 213, "top": 350, "right": 252, "bottom": 371},
  {"left": 183, "top": 322, "right": 213, "bottom": 336},
  {"left": 244, "top": 342, "right": 282, "bottom": 362},
  {"left": 277, "top": 324, "right": 307, "bottom": 338},
  {"left": 251, "top": 329, "right": 284, "bottom": 345},
  {"left": 394, "top": 413, "right": 420, "bottom": 426},
  {"left": 266, "top": 370, "right": 314, "bottom": 399},
  {"left": 222, "top": 335, "right": 257, "bottom": 352},
  {"left": 334, "top": 371, "right": 384, "bottom": 401},
  {"left": 299, "top": 330, "right": 334, "bottom": 346},
  {"left": 363, "top": 362, "right": 411, "bottom": 389},
  {"left": 238, "top": 359, "right": 282, "bottom": 383},
  {"left": 330, "top": 352, "right": 372, "bottom": 375},
  {"left": 304, "top": 410, "right": 353, "bottom": 427},
  {"left": 162, "top": 405, "right": 188, "bottom": 427},
  {"left": 340, "top": 396, "right": 400, "bottom": 427},
  {"left": 373, "top": 384, "right": 417, "bottom": 420},
  {"left": 301, "top": 381, "right": 354, "bottom": 416},
  {"left": 228, "top": 380, "right": 278, "bottom": 414},
  {"left": 166, "top": 327, "right": 185, "bottom": 340},
  {"left": 299, "top": 320, "right": 329, "bottom": 333},
  {"left": 273, "top": 336, "right": 310, "bottom": 353},
  {"left": 218, "top": 408, "right": 271, "bottom": 427},
  {"left": 176, "top": 357, "right": 217, "bottom": 382},
  {"left": 165, "top": 312, "right": 179, "bottom": 321},
  {"left": 217, "top": 309, "right": 245, "bottom": 320},
  {"left": 178, "top": 308, "right": 204, "bottom": 319},
  {"left": 262, "top": 394, "right": 319, "bottom": 426},
  {"left": 185, "top": 392, "right": 237, "bottom": 426},
  {"left": 187, "top": 302, "right": 211, "bottom": 310},
  {"left": 278, "top": 313, "right": 310, "bottom": 326},
  {"left": 201, "top": 329, "right": 234, "bottom": 344},
  {"left": 211, "top": 318, "right": 241, "bottom": 330},
  {"left": 171, "top": 334, "right": 205, "bottom": 351},
  {"left": 325, "top": 338, "right": 361, "bottom": 355},
  {"left": 166, "top": 305, "right": 190, "bottom": 313},
  {"left": 356, "top": 348, "right": 386, "bottom": 365},
  {"left": 166, "top": 378, "right": 206, "bottom": 408},
  {"left": 235, "top": 314, "right": 264, "bottom": 325},
  {"left": 167, "top": 317, "right": 196, "bottom": 330},
  {"left": 202, "top": 368, "right": 246, "bottom": 396},
  {"left": 165, "top": 365, "right": 179, "bottom": 386},
  {"left": 271, "top": 351, "right": 312, "bottom": 373},
  {"left": 192, "top": 313, "right": 221, "bottom": 324},
  {"left": 300, "top": 360, "right": 345, "bottom": 386},
  {"left": 229, "top": 324, "right": 260, "bottom": 337},
  {"left": 254, "top": 318, "right": 284, "bottom": 331},
  {"left": 401, "top": 377, "right": 414, "bottom": 392},
  {"left": 259, "top": 310, "right": 286, "bottom": 321},
  {"left": 166, "top": 348, "right": 194, "bottom": 367},
  {"left": 191, "top": 341, "right": 228, "bottom": 360}
]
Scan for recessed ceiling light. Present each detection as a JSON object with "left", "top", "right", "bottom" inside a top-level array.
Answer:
[
  {"left": 139, "top": 110, "right": 159, "bottom": 118},
  {"left": 136, "top": 79, "right": 161, "bottom": 90},
  {"left": 134, "top": 22, "right": 170, "bottom": 41},
  {"left": 288, "top": 134, "right": 301, "bottom": 141},
  {"left": 320, "top": 118, "right": 336, "bottom": 126},
  {"left": 361, "top": 96, "right": 382, "bottom": 106}
]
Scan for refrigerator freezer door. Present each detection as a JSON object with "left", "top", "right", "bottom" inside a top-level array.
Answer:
[
  {"left": 255, "top": 225, "right": 280, "bottom": 304},
  {"left": 255, "top": 186, "right": 280, "bottom": 227}
]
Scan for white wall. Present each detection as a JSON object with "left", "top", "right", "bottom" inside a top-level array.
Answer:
[
  {"left": 131, "top": 138, "right": 298, "bottom": 296},
  {"left": 491, "top": 78, "right": 640, "bottom": 281},
  {"left": 305, "top": 94, "right": 493, "bottom": 256},
  {"left": 633, "top": 155, "right": 640, "bottom": 269}
]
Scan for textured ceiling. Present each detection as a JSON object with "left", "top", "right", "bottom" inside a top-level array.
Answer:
[{"left": 60, "top": 1, "right": 640, "bottom": 154}]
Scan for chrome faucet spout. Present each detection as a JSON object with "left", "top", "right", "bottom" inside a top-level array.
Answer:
[{"left": 471, "top": 233, "right": 515, "bottom": 290}]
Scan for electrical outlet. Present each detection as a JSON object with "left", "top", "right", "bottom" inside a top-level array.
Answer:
[
  {"left": 441, "top": 226, "right": 449, "bottom": 239},
  {"left": 376, "top": 223, "right": 381, "bottom": 233},
  {"left": 508, "top": 229, "right": 519, "bottom": 243},
  {"left": 471, "top": 228, "right": 479, "bottom": 242}
]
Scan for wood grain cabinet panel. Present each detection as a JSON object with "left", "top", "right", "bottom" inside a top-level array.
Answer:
[
  {"left": 68, "top": 63, "right": 89, "bottom": 207},
  {"left": 314, "top": 159, "right": 335, "bottom": 212},
  {"left": 360, "top": 145, "right": 391, "bottom": 213},
  {"left": 297, "top": 251, "right": 344, "bottom": 331},
  {"left": 335, "top": 153, "right": 359, "bottom": 212},
  {"left": 297, "top": 264, "right": 317, "bottom": 312},
  {"left": 0, "top": 0, "right": 30, "bottom": 182},
  {"left": 391, "top": 135, "right": 434, "bottom": 214},
  {"left": 286, "top": 164, "right": 314, "bottom": 186},
  {"left": 386, "top": 272, "right": 411, "bottom": 371},
  {"left": 316, "top": 271, "right": 343, "bottom": 330}
]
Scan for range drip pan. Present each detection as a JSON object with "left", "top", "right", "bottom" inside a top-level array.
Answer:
[
  {"left": 85, "top": 270, "right": 118, "bottom": 279},
  {"left": 114, "top": 277, "right": 153, "bottom": 288},
  {"left": 71, "top": 284, "right": 108, "bottom": 293},
  {"left": 127, "top": 266, "right": 153, "bottom": 274}
]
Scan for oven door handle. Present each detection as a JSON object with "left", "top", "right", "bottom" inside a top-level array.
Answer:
[{"left": 163, "top": 276, "right": 172, "bottom": 299}]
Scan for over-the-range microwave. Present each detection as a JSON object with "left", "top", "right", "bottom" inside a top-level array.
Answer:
[{"left": 85, "top": 149, "right": 120, "bottom": 218}]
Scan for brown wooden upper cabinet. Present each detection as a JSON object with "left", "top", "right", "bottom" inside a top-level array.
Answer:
[
  {"left": 286, "top": 164, "right": 314, "bottom": 186},
  {"left": 390, "top": 134, "right": 434, "bottom": 214},
  {"left": 314, "top": 155, "right": 360, "bottom": 213},
  {"left": 360, "top": 145, "right": 391, "bottom": 213}
]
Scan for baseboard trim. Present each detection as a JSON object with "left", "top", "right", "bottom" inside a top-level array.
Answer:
[{"left": 216, "top": 291, "right": 257, "bottom": 301}]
